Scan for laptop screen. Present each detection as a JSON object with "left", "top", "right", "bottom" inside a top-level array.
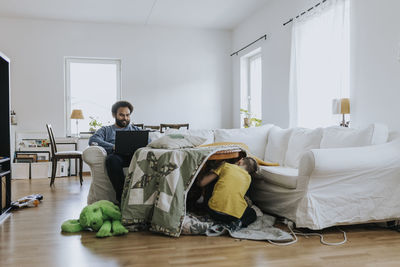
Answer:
[{"left": 115, "top": 131, "right": 149, "bottom": 156}]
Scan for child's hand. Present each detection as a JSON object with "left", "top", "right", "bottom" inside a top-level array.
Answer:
[{"left": 197, "top": 172, "right": 218, "bottom": 187}]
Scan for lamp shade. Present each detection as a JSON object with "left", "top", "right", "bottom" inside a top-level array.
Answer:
[
  {"left": 332, "top": 98, "right": 350, "bottom": 114},
  {"left": 70, "top": 109, "right": 84, "bottom": 119}
]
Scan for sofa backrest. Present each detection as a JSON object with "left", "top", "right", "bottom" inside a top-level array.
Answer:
[
  {"left": 264, "top": 126, "right": 293, "bottom": 166},
  {"left": 265, "top": 123, "right": 389, "bottom": 168},
  {"left": 388, "top": 131, "right": 400, "bottom": 142},
  {"left": 149, "top": 123, "right": 390, "bottom": 169},
  {"left": 164, "top": 128, "right": 214, "bottom": 145},
  {"left": 320, "top": 123, "right": 388, "bottom": 148},
  {"left": 214, "top": 124, "right": 274, "bottom": 159},
  {"left": 284, "top": 127, "right": 323, "bottom": 168}
]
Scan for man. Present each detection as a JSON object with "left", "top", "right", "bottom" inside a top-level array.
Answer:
[{"left": 89, "top": 100, "right": 141, "bottom": 203}]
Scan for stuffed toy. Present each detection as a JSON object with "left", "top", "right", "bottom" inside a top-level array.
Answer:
[{"left": 61, "top": 200, "right": 129, "bottom": 238}]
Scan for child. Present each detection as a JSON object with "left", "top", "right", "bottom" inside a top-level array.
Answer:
[{"left": 197, "top": 157, "right": 258, "bottom": 228}]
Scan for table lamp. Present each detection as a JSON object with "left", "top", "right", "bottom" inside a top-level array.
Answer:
[
  {"left": 70, "top": 109, "right": 84, "bottom": 137},
  {"left": 332, "top": 98, "right": 350, "bottom": 127}
]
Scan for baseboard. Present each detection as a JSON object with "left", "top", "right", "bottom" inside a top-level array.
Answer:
[{"left": 83, "top": 171, "right": 91, "bottom": 176}]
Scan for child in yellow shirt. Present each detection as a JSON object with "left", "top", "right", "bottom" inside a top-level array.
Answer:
[{"left": 197, "top": 157, "right": 258, "bottom": 227}]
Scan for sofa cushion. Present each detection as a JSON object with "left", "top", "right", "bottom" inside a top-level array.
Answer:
[
  {"left": 165, "top": 128, "right": 214, "bottom": 145},
  {"left": 371, "top": 123, "right": 389, "bottom": 145},
  {"left": 214, "top": 124, "right": 273, "bottom": 159},
  {"left": 258, "top": 166, "right": 299, "bottom": 189},
  {"left": 149, "top": 131, "right": 164, "bottom": 142},
  {"left": 284, "top": 128, "right": 323, "bottom": 168},
  {"left": 320, "top": 125, "right": 374, "bottom": 148},
  {"left": 264, "top": 126, "right": 293, "bottom": 165},
  {"left": 147, "top": 134, "right": 206, "bottom": 149}
]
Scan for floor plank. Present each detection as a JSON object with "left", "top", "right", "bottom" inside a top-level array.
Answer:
[{"left": 1, "top": 177, "right": 400, "bottom": 266}]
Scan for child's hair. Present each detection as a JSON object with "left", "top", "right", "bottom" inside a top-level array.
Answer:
[{"left": 242, "top": 157, "right": 258, "bottom": 174}]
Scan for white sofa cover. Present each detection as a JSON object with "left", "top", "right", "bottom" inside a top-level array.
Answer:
[{"left": 83, "top": 123, "right": 400, "bottom": 230}]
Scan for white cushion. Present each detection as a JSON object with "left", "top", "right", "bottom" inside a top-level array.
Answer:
[
  {"left": 371, "top": 123, "right": 389, "bottom": 145},
  {"left": 320, "top": 125, "right": 374, "bottom": 148},
  {"left": 264, "top": 126, "right": 293, "bottom": 165},
  {"left": 147, "top": 134, "right": 206, "bottom": 149},
  {"left": 149, "top": 131, "right": 164, "bottom": 142},
  {"left": 258, "top": 166, "right": 299, "bottom": 189},
  {"left": 284, "top": 128, "right": 323, "bottom": 168},
  {"left": 214, "top": 124, "right": 273, "bottom": 159},
  {"left": 165, "top": 128, "right": 214, "bottom": 145}
]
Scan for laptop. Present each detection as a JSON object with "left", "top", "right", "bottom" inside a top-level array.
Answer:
[{"left": 115, "top": 130, "right": 149, "bottom": 156}]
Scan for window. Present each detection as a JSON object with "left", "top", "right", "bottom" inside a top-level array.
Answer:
[
  {"left": 65, "top": 58, "right": 121, "bottom": 135},
  {"left": 240, "top": 48, "right": 262, "bottom": 127},
  {"left": 289, "top": 0, "right": 350, "bottom": 128}
]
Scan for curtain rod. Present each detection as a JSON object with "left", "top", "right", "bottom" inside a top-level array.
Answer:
[
  {"left": 230, "top": 34, "right": 267, "bottom": 56},
  {"left": 283, "top": 0, "right": 327, "bottom": 26}
]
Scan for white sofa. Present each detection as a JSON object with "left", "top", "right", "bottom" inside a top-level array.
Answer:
[{"left": 83, "top": 123, "right": 400, "bottom": 230}]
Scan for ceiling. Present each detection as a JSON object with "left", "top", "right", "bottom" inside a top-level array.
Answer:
[{"left": 0, "top": 0, "right": 270, "bottom": 30}]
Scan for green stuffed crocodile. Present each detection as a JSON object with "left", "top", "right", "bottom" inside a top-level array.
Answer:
[{"left": 61, "top": 200, "right": 128, "bottom": 238}]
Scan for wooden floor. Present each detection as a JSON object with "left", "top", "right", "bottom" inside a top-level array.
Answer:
[{"left": 2, "top": 177, "right": 400, "bottom": 267}]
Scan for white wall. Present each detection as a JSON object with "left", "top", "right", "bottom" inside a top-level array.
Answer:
[
  {"left": 233, "top": 0, "right": 400, "bottom": 131},
  {"left": 0, "top": 17, "right": 232, "bottom": 138},
  {"left": 350, "top": 0, "right": 400, "bottom": 131},
  {"left": 232, "top": 0, "right": 316, "bottom": 128}
]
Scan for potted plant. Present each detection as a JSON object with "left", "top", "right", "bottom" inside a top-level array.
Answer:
[
  {"left": 240, "top": 109, "right": 262, "bottom": 128},
  {"left": 89, "top": 116, "right": 102, "bottom": 133}
]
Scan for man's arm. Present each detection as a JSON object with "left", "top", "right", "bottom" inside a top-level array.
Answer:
[
  {"left": 197, "top": 172, "right": 218, "bottom": 187},
  {"left": 88, "top": 127, "right": 114, "bottom": 154}
]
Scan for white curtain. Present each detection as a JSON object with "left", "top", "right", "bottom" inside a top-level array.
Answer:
[{"left": 289, "top": 0, "right": 350, "bottom": 128}]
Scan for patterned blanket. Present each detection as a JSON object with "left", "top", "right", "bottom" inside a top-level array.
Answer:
[{"left": 120, "top": 146, "right": 240, "bottom": 237}]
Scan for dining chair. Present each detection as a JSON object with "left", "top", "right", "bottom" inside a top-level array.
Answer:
[
  {"left": 160, "top": 123, "right": 189, "bottom": 133},
  {"left": 46, "top": 124, "right": 83, "bottom": 186},
  {"left": 144, "top": 125, "right": 161, "bottom": 131}
]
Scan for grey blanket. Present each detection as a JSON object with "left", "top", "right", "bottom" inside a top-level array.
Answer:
[{"left": 182, "top": 212, "right": 293, "bottom": 242}]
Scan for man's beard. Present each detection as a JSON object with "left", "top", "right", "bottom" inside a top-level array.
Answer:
[{"left": 115, "top": 118, "right": 130, "bottom": 128}]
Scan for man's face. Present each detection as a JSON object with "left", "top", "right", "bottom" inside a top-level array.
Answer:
[{"left": 114, "top": 107, "right": 131, "bottom": 128}]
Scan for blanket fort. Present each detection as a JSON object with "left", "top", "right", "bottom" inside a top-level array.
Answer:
[{"left": 120, "top": 146, "right": 244, "bottom": 237}]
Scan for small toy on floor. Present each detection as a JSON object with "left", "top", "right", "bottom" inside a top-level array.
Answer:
[
  {"left": 11, "top": 194, "right": 43, "bottom": 209},
  {"left": 61, "top": 200, "right": 129, "bottom": 238}
]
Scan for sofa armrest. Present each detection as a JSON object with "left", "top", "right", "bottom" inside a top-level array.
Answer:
[
  {"left": 82, "top": 146, "right": 107, "bottom": 166},
  {"left": 311, "top": 139, "right": 400, "bottom": 174},
  {"left": 295, "top": 139, "right": 400, "bottom": 229},
  {"left": 82, "top": 146, "right": 117, "bottom": 204},
  {"left": 300, "top": 139, "right": 400, "bottom": 190}
]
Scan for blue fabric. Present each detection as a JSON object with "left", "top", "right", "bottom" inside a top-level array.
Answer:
[{"left": 89, "top": 124, "right": 141, "bottom": 154}]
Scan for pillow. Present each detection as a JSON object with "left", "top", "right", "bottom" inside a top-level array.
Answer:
[
  {"left": 165, "top": 128, "right": 214, "bottom": 145},
  {"left": 147, "top": 134, "right": 206, "bottom": 149},
  {"left": 371, "top": 123, "right": 389, "bottom": 145},
  {"left": 149, "top": 131, "right": 164, "bottom": 142},
  {"left": 264, "top": 126, "right": 293, "bottom": 166},
  {"left": 320, "top": 125, "right": 374, "bottom": 148},
  {"left": 284, "top": 128, "right": 323, "bottom": 168},
  {"left": 214, "top": 124, "right": 273, "bottom": 159}
]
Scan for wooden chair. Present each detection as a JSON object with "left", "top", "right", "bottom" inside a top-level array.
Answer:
[
  {"left": 46, "top": 124, "right": 83, "bottom": 186},
  {"left": 160, "top": 123, "right": 189, "bottom": 133},
  {"left": 144, "top": 125, "right": 161, "bottom": 131}
]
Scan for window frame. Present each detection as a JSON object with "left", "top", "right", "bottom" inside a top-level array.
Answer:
[
  {"left": 247, "top": 52, "right": 262, "bottom": 117},
  {"left": 240, "top": 48, "right": 262, "bottom": 127},
  {"left": 64, "top": 57, "right": 122, "bottom": 136}
]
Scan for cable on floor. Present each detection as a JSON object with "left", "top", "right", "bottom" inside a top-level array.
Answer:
[{"left": 268, "top": 220, "right": 347, "bottom": 246}]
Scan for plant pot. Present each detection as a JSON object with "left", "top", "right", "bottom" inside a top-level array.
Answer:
[{"left": 243, "top": 118, "right": 251, "bottom": 127}]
